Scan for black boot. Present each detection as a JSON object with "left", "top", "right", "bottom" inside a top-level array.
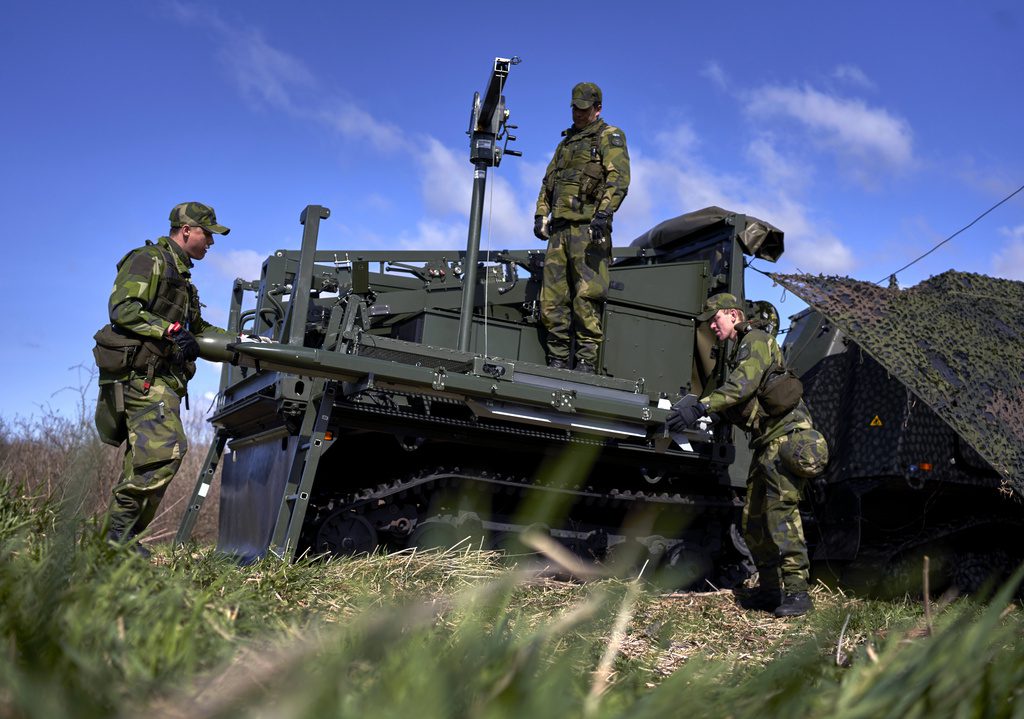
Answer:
[
  {"left": 107, "top": 527, "right": 152, "bottom": 559},
  {"left": 774, "top": 591, "right": 813, "bottom": 618},
  {"left": 737, "top": 586, "right": 782, "bottom": 612},
  {"left": 548, "top": 357, "right": 569, "bottom": 370},
  {"left": 575, "top": 359, "right": 596, "bottom": 374}
]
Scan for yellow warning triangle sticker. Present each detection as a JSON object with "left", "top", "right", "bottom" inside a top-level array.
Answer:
[{"left": 869, "top": 415, "right": 883, "bottom": 427}]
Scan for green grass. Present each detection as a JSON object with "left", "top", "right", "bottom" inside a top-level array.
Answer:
[{"left": 2, "top": 461, "right": 1023, "bottom": 718}]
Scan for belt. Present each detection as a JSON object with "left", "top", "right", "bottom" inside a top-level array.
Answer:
[{"left": 549, "top": 218, "right": 589, "bottom": 233}]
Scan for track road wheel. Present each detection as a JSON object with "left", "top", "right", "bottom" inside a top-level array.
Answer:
[
  {"left": 658, "top": 544, "right": 713, "bottom": 591},
  {"left": 315, "top": 512, "right": 378, "bottom": 556},
  {"left": 409, "top": 517, "right": 462, "bottom": 551}
]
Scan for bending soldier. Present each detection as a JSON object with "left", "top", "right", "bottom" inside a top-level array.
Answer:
[
  {"left": 93, "top": 202, "right": 233, "bottom": 557},
  {"left": 534, "top": 82, "right": 630, "bottom": 374},
  {"left": 667, "top": 293, "right": 829, "bottom": 617}
]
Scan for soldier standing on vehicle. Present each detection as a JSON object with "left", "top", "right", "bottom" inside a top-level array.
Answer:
[
  {"left": 92, "top": 202, "right": 233, "bottom": 557},
  {"left": 534, "top": 82, "right": 630, "bottom": 374},
  {"left": 666, "top": 293, "right": 829, "bottom": 617}
]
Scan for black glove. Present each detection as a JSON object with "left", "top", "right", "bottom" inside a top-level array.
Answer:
[
  {"left": 533, "top": 215, "right": 549, "bottom": 240},
  {"left": 168, "top": 325, "right": 200, "bottom": 362},
  {"left": 666, "top": 395, "right": 707, "bottom": 434},
  {"left": 589, "top": 210, "right": 612, "bottom": 240}
]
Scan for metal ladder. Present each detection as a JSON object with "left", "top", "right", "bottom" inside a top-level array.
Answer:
[
  {"left": 174, "top": 432, "right": 228, "bottom": 548},
  {"left": 267, "top": 380, "right": 336, "bottom": 560}
]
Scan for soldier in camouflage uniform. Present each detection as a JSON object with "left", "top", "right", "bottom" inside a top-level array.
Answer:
[
  {"left": 93, "top": 202, "right": 232, "bottom": 556},
  {"left": 534, "top": 82, "right": 630, "bottom": 374},
  {"left": 667, "top": 293, "right": 829, "bottom": 617}
]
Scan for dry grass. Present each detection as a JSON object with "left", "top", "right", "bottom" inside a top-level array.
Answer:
[{"left": 0, "top": 369, "right": 220, "bottom": 544}]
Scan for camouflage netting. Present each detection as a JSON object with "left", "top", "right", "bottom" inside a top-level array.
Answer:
[{"left": 771, "top": 271, "right": 1024, "bottom": 496}]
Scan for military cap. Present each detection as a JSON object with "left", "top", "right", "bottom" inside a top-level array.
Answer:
[
  {"left": 169, "top": 202, "right": 230, "bottom": 235},
  {"left": 697, "top": 292, "right": 745, "bottom": 321},
  {"left": 571, "top": 82, "right": 602, "bottom": 109}
]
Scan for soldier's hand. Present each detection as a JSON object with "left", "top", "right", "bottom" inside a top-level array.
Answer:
[
  {"left": 238, "top": 333, "right": 275, "bottom": 344},
  {"left": 666, "top": 395, "right": 707, "bottom": 433},
  {"left": 533, "top": 215, "right": 550, "bottom": 241},
  {"left": 167, "top": 324, "right": 200, "bottom": 362},
  {"left": 589, "top": 211, "right": 612, "bottom": 240}
]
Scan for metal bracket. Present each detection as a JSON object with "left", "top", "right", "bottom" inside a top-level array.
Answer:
[
  {"left": 432, "top": 367, "right": 447, "bottom": 391},
  {"left": 474, "top": 357, "right": 513, "bottom": 379},
  {"left": 551, "top": 389, "right": 575, "bottom": 413}
]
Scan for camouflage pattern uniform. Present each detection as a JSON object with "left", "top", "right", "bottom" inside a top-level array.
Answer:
[
  {"left": 94, "top": 202, "right": 231, "bottom": 541},
  {"left": 535, "top": 83, "right": 630, "bottom": 368},
  {"left": 697, "top": 295, "right": 828, "bottom": 596}
]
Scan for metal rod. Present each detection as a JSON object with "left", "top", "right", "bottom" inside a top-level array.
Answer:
[{"left": 458, "top": 163, "right": 488, "bottom": 351}]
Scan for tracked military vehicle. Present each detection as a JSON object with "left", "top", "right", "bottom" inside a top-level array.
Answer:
[
  {"left": 173, "top": 58, "right": 788, "bottom": 585},
  {"left": 175, "top": 57, "right": 1024, "bottom": 595}
]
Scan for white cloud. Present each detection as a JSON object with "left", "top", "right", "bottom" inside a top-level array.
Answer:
[
  {"left": 653, "top": 123, "right": 700, "bottom": 160},
  {"left": 173, "top": 6, "right": 407, "bottom": 153},
  {"left": 612, "top": 127, "right": 856, "bottom": 275},
  {"left": 757, "top": 199, "right": 855, "bottom": 274},
  {"left": 746, "top": 136, "right": 810, "bottom": 191},
  {"left": 832, "top": 64, "right": 875, "bottom": 90},
  {"left": 207, "top": 249, "right": 265, "bottom": 282},
  {"left": 217, "top": 28, "right": 316, "bottom": 109},
  {"left": 415, "top": 138, "right": 533, "bottom": 247},
  {"left": 701, "top": 61, "right": 729, "bottom": 91},
  {"left": 418, "top": 138, "right": 473, "bottom": 216},
  {"left": 992, "top": 224, "right": 1024, "bottom": 280},
  {"left": 315, "top": 104, "right": 407, "bottom": 154},
  {"left": 746, "top": 84, "right": 913, "bottom": 170},
  {"left": 395, "top": 219, "right": 465, "bottom": 251}
]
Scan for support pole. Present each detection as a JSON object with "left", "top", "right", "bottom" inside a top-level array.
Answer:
[{"left": 458, "top": 162, "right": 488, "bottom": 351}]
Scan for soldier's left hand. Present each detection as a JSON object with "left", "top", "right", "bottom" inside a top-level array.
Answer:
[
  {"left": 168, "top": 326, "right": 200, "bottom": 362},
  {"left": 589, "top": 211, "right": 612, "bottom": 240},
  {"left": 533, "top": 216, "right": 550, "bottom": 241},
  {"left": 666, "top": 395, "right": 707, "bottom": 433}
]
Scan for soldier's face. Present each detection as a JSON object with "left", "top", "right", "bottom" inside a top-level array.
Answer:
[
  {"left": 182, "top": 225, "right": 214, "bottom": 260},
  {"left": 709, "top": 309, "right": 740, "bottom": 342},
  {"left": 572, "top": 104, "right": 599, "bottom": 128}
]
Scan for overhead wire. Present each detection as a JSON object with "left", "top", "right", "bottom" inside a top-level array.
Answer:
[
  {"left": 875, "top": 182, "right": 1024, "bottom": 285},
  {"left": 483, "top": 146, "right": 496, "bottom": 358}
]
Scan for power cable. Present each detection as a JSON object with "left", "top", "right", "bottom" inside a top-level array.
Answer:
[{"left": 876, "top": 182, "right": 1024, "bottom": 285}]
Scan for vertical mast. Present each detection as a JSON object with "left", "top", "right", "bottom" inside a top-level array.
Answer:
[{"left": 457, "top": 56, "right": 520, "bottom": 352}]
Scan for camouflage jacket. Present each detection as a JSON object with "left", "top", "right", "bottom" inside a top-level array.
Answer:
[
  {"left": 699, "top": 325, "right": 813, "bottom": 448},
  {"left": 102, "top": 235, "right": 226, "bottom": 393},
  {"left": 535, "top": 118, "right": 630, "bottom": 223}
]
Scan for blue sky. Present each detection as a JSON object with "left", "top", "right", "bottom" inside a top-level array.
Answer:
[{"left": 2, "top": 1, "right": 1022, "bottom": 421}]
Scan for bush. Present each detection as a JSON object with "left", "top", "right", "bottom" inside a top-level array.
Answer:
[{"left": 0, "top": 365, "right": 220, "bottom": 545}]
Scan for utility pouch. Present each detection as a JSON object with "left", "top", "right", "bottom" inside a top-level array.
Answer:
[
  {"left": 578, "top": 161, "right": 604, "bottom": 201},
  {"left": 94, "top": 382, "right": 127, "bottom": 446},
  {"left": 92, "top": 324, "right": 173, "bottom": 375},
  {"left": 758, "top": 365, "right": 803, "bottom": 417},
  {"left": 93, "top": 324, "right": 143, "bottom": 373}
]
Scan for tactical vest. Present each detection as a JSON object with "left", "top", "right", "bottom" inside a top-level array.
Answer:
[
  {"left": 718, "top": 327, "right": 803, "bottom": 427},
  {"left": 546, "top": 120, "right": 609, "bottom": 221},
  {"left": 93, "top": 240, "right": 197, "bottom": 384}
]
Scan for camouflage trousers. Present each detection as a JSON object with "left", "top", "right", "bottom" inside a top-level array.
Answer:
[
  {"left": 540, "top": 222, "right": 610, "bottom": 364},
  {"left": 95, "top": 375, "right": 188, "bottom": 537},
  {"left": 743, "top": 434, "right": 812, "bottom": 594}
]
